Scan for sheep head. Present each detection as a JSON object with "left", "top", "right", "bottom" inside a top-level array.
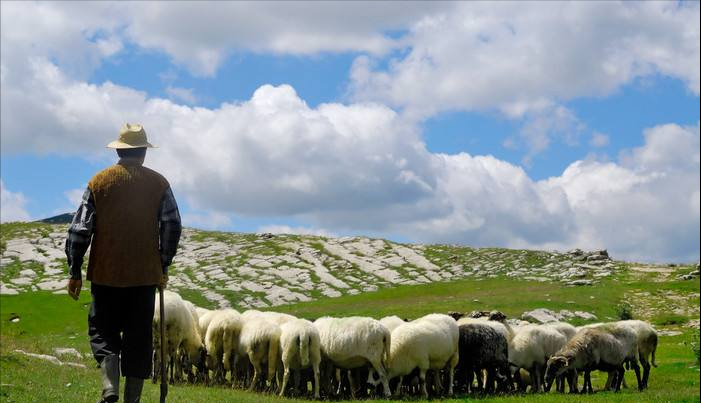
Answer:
[{"left": 544, "top": 355, "right": 571, "bottom": 390}]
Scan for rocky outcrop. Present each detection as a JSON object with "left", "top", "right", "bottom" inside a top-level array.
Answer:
[
  {"left": 1, "top": 224, "right": 626, "bottom": 308},
  {"left": 521, "top": 308, "right": 598, "bottom": 323}
]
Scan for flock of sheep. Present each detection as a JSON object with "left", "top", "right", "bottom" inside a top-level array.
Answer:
[{"left": 153, "top": 290, "right": 658, "bottom": 399}]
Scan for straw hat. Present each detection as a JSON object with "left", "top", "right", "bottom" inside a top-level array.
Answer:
[{"left": 106, "top": 123, "right": 156, "bottom": 149}]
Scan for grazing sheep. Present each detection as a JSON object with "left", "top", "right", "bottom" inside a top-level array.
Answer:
[
  {"left": 415, "top": 313, "right": 460, "bottom": 396},
  {"left": 198, "top": 310, "right": 218, "bottom": 344},
  {"left": 204, "top": 309, "right": 242, "bottom": 384},
  {"left": 582, "top": 322, "right": 643, "bottom": 390},
  {"left": 458, "top": 317, "right": 513, "bottom": 345},
  {"left": 379, "top": 315, "right": 406, "bottom": 333},
  {"left": 456, "top": 322, "right": 511, "bottom": 394},
  {"left": 375, "top": 319, "right": 458, "bottom": 398},
  {"left": 616, "top": 320, "right": 658, "bottom": 389},
  {"left": 152, "top": 291, "right": 206, "bottom": 384},
  {"left": 195, "top": 306, "right": 211, "bottom": 319},
  {"left": 508, "top": 325, "right": 567, "bottom": 392},
  {"left": 544, "top": 322, "right": 577, "bottom": 341},
  {"left": 237, "top": 317, "right": 281, "bottom": 391},
  {"left": 278, "top": 319, "right": 322, "bottom": 398},
  {"left": 314, "top": 316, "right": 392, "bottom": 398},
  {"left": 242, "top": 309, "right": 297, "bottom": 326},
  {"left": 545, "top": 328, "right": 627, "bottom": 393}
]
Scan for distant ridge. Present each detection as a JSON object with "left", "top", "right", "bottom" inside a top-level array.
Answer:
[{"left": 37, "top": 213, "right": 75, "bottom": 224}]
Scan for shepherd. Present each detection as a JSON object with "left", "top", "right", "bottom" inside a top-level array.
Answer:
[{"left": 65, "top": 123, "right": 182, "bottom": 403}]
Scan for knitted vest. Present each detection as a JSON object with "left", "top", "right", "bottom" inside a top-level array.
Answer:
[{"left": 87, "top": 161, "right": 169, "bottom": 287}]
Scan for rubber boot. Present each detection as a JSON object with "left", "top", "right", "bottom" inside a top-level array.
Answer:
[
  {"left": 98, "top": 354, "right": 120, "bottom": 403},
  {"left": 124, "top": 377, "right": 144, "bottom": 403}
]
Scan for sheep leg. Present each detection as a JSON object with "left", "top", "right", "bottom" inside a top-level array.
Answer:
[
  {"left": 631, "top": 361, "right": 643, "bottom": 391},
  {"left": 447, "top": 365, "right": 455, "bottom": 396},
  {"left": 393, "top": 376, "right": 403, "bottom": 397},
  {"left": 334, "top": 368, "right": 343, "bottom": 396},
  {"left": 313, "top": 363, "right": 320, "bottom": 399},
  {"left": 485, "top": 368, "right": 496, "bottom": 394},
  {"left": 248, "top": 359, "right": 262, "bottom": 392},
  {"left": 530, "top": 365, "right": 540, "bottom": 393},
  {"left": 279, "top": 368, "right": 291, "bottom": 397},
  {"left": 640, "top": 356, "right": 651, "bottom": 389},
  {"left": 613, "top": 366, "right": 624, "bottom": 392},
  {"left": 583, "top": 370, "right": 593, "bottom": 394},
  {"left": 475, "top": 369, "right": 484, "bottom": 391},
  {"left": 369, "top": 358, "right": 391, "bottom": 397},
  {"left": 466, "top": 368, "right": 474, "bottom": 393},
  {"left": 419, "top": 369, "right": 429, "bottom": 399},
  {"left": 567, "top": 370, "right": 578, "bottom": 394}
]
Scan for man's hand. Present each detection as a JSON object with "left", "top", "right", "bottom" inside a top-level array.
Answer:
[
  {"left": 159, "top": 274, "right": 168, "bottom": 290},
  {"left": 67, "top": 279, "right": 82, "bottom": 300}
]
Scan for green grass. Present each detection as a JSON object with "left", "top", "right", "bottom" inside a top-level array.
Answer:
[{"left": 2, "top": 272, "right": 699, "bottom": 403}]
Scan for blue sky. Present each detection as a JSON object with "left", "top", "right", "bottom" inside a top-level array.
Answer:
[{"left": 1, "top": 1, "right": 699, "bottom": 262}]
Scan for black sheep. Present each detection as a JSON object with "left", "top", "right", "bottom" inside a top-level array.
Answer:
[{"left": 456, "top": 322, "right": 512, "bottom": 394}]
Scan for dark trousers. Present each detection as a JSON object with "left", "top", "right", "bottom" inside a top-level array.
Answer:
[{"left": 89, "top": 283, "right": 156, "bottom": 379}]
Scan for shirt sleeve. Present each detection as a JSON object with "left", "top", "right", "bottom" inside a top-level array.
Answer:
[
  {"left": 158, "top": 187, "right": 182, "bottom": 274},
  {"left": 64, "top": 188, "right": 95, "bottom": 280}
]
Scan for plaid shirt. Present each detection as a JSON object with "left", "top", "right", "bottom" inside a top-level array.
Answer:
[{"left": 65, "top": 186, "right": 182, "bottom": 280}]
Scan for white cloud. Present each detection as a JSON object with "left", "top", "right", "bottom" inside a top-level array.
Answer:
[
  {"left": 1, "top": 56, "right": 698, "bottom": 262},
  {"left": 257, "top": 225, "right": 336, "bottom": 238},
  {"left": 539, "top": 123, "right": 700, "bottom": 262},
  {"left": 165, "top": 86, "right": 197, "bottom": 105},
  {"left": 350, "top": 2, "right": 700, "bottom": 113},
  {"left": 349, "top": 1, "right": 700, "bottom": 157},
  {"left": 1, "top": 1, "right": 449, "bottom": 78},
  {"left": 182, "top": 211, "right": 232, "bottom": 230},
  {"left": 64, "top": 188, "right": 86, "bottom": 209},
  {"left": 1, "top": 1, "right": 699, "bottom": 263},
  {"left": 1, "top": 180, "right": 31, "bottom": 222},
  {"left": 590, "top": 132, "right": 610, "bottom": 148}
]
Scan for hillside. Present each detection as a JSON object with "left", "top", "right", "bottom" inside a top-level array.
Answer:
[
  {"left": 1, "top": 222, "right": 699, "bottom": 403},
  {"left": 0, "top": 222, "right": 650, "bottom": 307}
]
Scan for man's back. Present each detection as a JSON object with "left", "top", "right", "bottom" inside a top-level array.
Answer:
[{"left": 87, "top": 161, "right": 169, "bottom": 287}]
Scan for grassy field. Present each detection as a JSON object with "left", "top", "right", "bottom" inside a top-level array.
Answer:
[{"left": 1, "top": 270, "right": 699, "bottom": 403}]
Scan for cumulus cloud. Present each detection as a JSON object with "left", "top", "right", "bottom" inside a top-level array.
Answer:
[
  {"left": 165, "top": 86, "right": 197, "bottom": 105},
  {"left": 1, "top": 1, "right": 449, "bottom": 78},
  {"left": 182, "top": 211, "right": 233, "bottom": 230},
  {"left": 1, "top": 54, "right": 699, "bottom": 261},
  {"left": 64, "top": 188, "right": 85, "bottom": 207},
  {"left": 539, "top": 123, "right": 700, "bottom": 262},
  {"left": 590, "top": 132, "right": 610, "bottom": 148},
  {"left": 1, "top": 180, "right": 31, "bottom": 223},
  {"left": 1, "top": 2, "right": 699, "bottom": 262},
  {"left": 350, "top": 2, "right": 700, "bottom": 113},
  {"left": 349, "top": 1, "right": 700, "bottom": 156}
]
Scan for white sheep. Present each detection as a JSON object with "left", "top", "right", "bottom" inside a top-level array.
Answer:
[
  {"left": 236, "top": 316, "right": 281, "bottom": 391},
  {"left": 195, "top": 306, "right": 211, "bottom": 320},
  {"left": 198, "top": 309, "right": 218, "bottom": 344},
  {"left": 314, "top": 316, "right": 392, "bottom": 397},
  {"left": 508, "top": 324, "right": 567, "bottom": 392},
  {"left": 375, "top": 318, "right": 459, "bottom": 398},
  {"left": 543, "top": 322, "right": 577, "bottom": 341},
  {"left": 242, "top": 309, "right": 297, "bottom": 326},
  {"left": 415, "top": 313, "right": 460, "bottom": 395},
  {"left": 278, "top": 318, "right": 322, "bottom": 398},
  {"left": 379, "top": 315, "right": 406, "bottom": 332},
  {"left": 152, "top": 291, "right": 205, "bottom": 384},
  {"left": 204, "top": 308, "right": 242, "bottom": 384},
  {"left": 616, "top": 320, "right": 658, "bottom": 389}
]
